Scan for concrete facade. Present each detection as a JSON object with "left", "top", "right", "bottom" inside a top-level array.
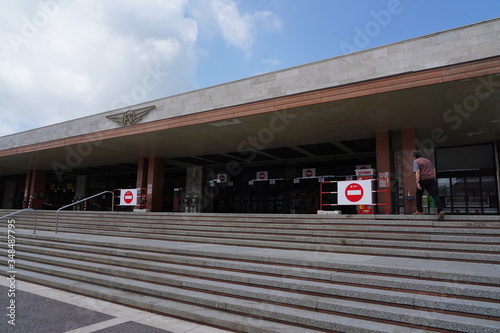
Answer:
[
  {"left": 0, "top": 19, "right": 499, "bottom": 215},
  {"left": 1, "top": 18, "right": 500, "bottom": 149}
]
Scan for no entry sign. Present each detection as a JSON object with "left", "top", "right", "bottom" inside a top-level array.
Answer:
[
  {"left": 257, "top": 171, "right": 268, "bottom": 180},
  {"left": 338, "top": 180, "right": 373, "bottom": 205},
  {"left": 302, "top": 168, "right": 316, "bottom": 178},
  {"left": 120, "top": 189, "right": 138, "bottom": 206}
]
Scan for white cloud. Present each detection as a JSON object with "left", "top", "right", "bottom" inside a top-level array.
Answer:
[
  {"left": 210, "top": 0, "right": 254, "bottom": 56},
  {"left": 0, "top": 0, "right": 281, "bottom": 137},
  {"left": 254, "top": 11, "right": 283, "bottom": 32},
  {"left": 209, "top": 0, "right": 282, "bottom": 57},
  {"left": 0, "top": 0, "right": 200, "bottom": 136},
  {"left": 262, "top": 57, "right": 281, "bottom": 67}
]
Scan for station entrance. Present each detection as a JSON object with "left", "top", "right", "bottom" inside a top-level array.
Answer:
[
  {"left": 209, "top": 178, "right": 322, "bottom": 214},
  {"left": 3, "top": 143, "right": 497, "bottom": 215},
  {"left": 205, "top": 154, "right": 375, "bottom": 214}
]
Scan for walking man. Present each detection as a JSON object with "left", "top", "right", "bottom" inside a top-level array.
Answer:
[{"left": 412, "top": 151, "right": 445, "bottom": 220}]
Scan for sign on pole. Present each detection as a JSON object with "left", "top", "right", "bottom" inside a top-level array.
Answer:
[
  {"left": 120, "top": 189, "right": 138, "bottom": 206},
  {"left": 338, "top": 180, "right": 373, "bottom": 205}
]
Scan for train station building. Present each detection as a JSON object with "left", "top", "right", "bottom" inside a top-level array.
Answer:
[{"left": 1, "top": 19, "right": 499, "bottom": 215}]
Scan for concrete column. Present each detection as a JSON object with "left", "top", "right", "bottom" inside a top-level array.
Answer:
[
  {"left": 146, "top": 156, "right": 165, "bottom": 212},
  {"left": 376, "top": 130, "right": 393, "bottom": 214},
  {"left": 401, "top": 128, "right": 417, "bottom": 214},
  {"left": 186, "top": 166, "right": 203, "bottom": 213},
  {"left": 136, "top": 157, "right": 149, "bottom": 189},
  {"left": 25, "top": 170, "right": 46, "bottom": 209}
]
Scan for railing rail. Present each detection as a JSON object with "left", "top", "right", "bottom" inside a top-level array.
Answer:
[
  {"left": 28, "top": 196, "right": 63, "bottom": 209},
  {"left": 319, "top": 178, "right": 390, "bottom": 214},
  {"left": 56, "top": 191, "right": 114, "bottom": 233},
  {"left": 1, "top": 208, "right": 38, "bottom": 234}
]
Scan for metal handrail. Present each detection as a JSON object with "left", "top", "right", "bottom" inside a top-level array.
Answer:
[
  {"left": 56, "top": 191, "right": 114, "bottom": 233},
  {"left": 1, "top": 208, "right": 38, "bottom": 234}
]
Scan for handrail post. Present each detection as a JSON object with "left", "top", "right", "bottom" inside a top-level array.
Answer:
[
  {"left": 0, "top": 208, "right": 37, "bottom": 234},
  {"left": 56, "top": 191, "right": 114, "bottom": 233}
]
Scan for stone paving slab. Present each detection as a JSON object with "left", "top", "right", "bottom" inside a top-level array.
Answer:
[
  {"left": 0, "top": 285, "right": 114, "bottom": 333},
  {"left": 92, "top": 321, "right": 173, "bottom": 333},
  {"left": 0, "top": 279, "right": 232, "bottom": 333}
]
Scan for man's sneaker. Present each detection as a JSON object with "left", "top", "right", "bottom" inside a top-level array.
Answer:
[
  {"left": 412, "top": 211, "right": 424, "bottom": 215},
  {"left": 437, "top": 211, "right": 445, "bottom": 221}
]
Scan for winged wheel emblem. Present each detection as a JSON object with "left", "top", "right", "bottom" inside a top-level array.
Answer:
[{"left": 106, "top": 105, "right": 155, "bottom": 126}]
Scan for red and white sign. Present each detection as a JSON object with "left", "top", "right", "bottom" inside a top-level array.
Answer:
[
  {"left": 338, "top": 180, "right": 372, "bottom": 205},
  {"left": 257, "top": 171, "right": 268, "bottom": 180},
  {"left": 378, "top": 172, "right": 389, "bottom": 188},
  {"left": 217, "top": 173, "right": 228, "bottom": 183},
  {"left": 120, "top": 189, "right": 138, "bottom": 206},
  {"left": 302, "top": 168, "right": 316, "bottom": 178},
  {"left": 355, "top": 168, "right": 376, "bottom": 177}
]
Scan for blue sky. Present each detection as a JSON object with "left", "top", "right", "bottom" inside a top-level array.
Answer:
[{"left": 0, "top": 0, "right": 499, "bottom": 137}]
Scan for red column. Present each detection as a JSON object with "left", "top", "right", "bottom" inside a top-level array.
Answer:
[
  {"left": 146, "top": 156, "right": 165, "bottom": 212},
  {"left": 136, "top": 158, "right": 149, "bottom": 189},
  {"left": 376, "top": 130, "right": 392, "bottom": 214},
  {"left": 401, "top": 128, "right": 417, "bottom": 214},
  {"left": 24, "top": 170, "right": 46, "bottom": 209}
]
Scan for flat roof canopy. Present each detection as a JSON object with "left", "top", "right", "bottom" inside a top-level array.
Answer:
[{"left": 0, "top": 61, "right": 499, "bottom": 176}]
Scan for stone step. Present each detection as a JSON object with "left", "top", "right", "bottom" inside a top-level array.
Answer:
[
  {"left": 5, "top": 269, "right": 324, "bottom": 333},
  {"left": 6, "top": 258, "right": 500, "bottom": 333},
  {"left": 4, "top": 209, "right": 500, "bottom": 226},
  {"left": 13, "top": 241, "right": 500, "bottom": 301},
  {"left": 8, "top": 230, "right": 500, "bottom": 284},
  {"left": 22, "top": 226, "right": 500, "bottom": 262},
  {"left": 28, "top": 214, "right": 500, "bottom": 228},
  {"left": 2, "top": 211, "right": 499, "bottom": 332},
  {"left": 11, "top": 248, "right": 500, "bottom": 319},
  {"left": 24, "top": 218, "right": 500, "bottom": 241},
  {"left": 29, "top": 223, "right": 500, "bottom": 251}
]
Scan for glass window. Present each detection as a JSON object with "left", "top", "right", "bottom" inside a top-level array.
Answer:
[
  {"left": 466, "top": 177, "right": 481, "bottom": 213},
  {"left": 482, "top": 176, "right": 499, "bottom": 213},
  {"left": 438, "top": 178, "right": 451, "bottom": 212},
  {"left": 451, "top": 177, "right": 466, "bottom": 213},
  {"left": 436, "top": 144, "right": 494, "bottom": 171}
]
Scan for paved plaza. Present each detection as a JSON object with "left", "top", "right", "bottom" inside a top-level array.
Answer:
[{"left": 0, "top": 279, "right": 231, "bottom": 333}]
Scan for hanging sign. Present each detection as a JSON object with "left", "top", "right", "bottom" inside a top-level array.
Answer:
[
  {"left": 257, "top": 171, "right": 268, "bottom": 180},
  {"left": 302, "top": 168, "right": 316, "bottom": 178},
  {"left": 217, "top": 173, "right": 228, "bottom": 183}
]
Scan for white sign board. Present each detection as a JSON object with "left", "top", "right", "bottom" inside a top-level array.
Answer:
[
  {"left": 217, "top": 173, "right": 228, "bottom": 183},
  {"left": 302, "top": 168, "right": 316, "bottom": 178},
  {"left": 257, "top": 171, "right": 268, "bottom": 180},
  {"left": 338, "top": 180, "right": 373, "bottom": 205},
  {"left": 120, "top": 189, "right": 138, "bottom": 206},
  {"left": 378, "top": 172, "right": 389, "bottom": 188}
]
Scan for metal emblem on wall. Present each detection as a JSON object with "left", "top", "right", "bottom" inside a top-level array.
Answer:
[{"left": 106, "top": 105, "right": 155, "bottom": 126}]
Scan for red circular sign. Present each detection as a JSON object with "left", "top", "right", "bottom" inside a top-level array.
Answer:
[
  {"left": 258, "top": 172, "right": 266, "bottom": 180},
  {"left": 305, "top": 170, "right": 313, "bottom": 177},
  {"left": 345, "top": 183, "right": 364, "bottom": 202},
  {"left": 124, "top": 190, "right": 134, "bottom": 204},
  {"left": 219, "top": 175, "right": 226, "bottom": 182}
]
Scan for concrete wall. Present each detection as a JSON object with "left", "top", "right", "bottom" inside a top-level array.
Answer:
[{"left": 2, "top": 19, "right": 500, "bottom": 150}]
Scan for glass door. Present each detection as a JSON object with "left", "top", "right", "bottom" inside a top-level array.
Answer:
[
  {"left": 438, "top": 175, "right": 499, "bottom": 214},
  {"left": 481, "top": 176, "right": 499, "bottom": 214}
]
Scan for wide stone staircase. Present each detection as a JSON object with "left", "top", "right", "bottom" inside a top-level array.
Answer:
[{"left": 1, "top": 209, "right": 500, "bottom": 332}]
